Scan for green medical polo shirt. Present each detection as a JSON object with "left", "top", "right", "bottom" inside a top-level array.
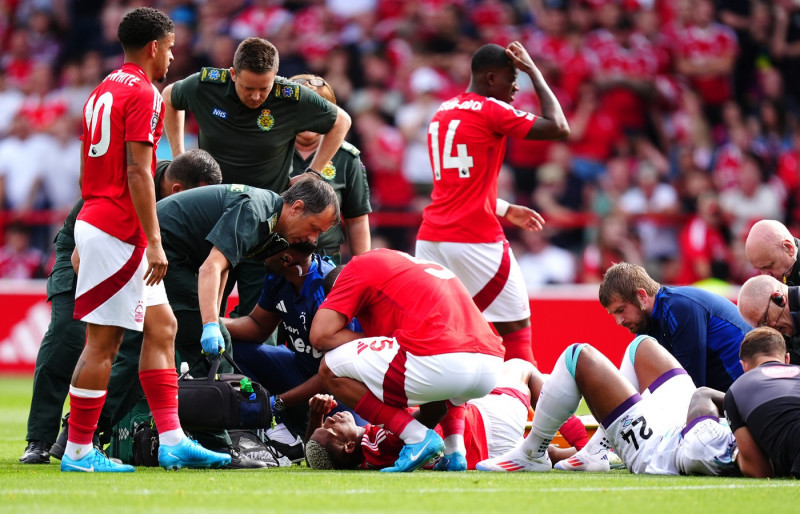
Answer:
[
  {"left": 157, "top": 183, "right": 283, "bottom": 272},
  {"left": 291, "top": 141, "right": 371, "bottom": 254},
  {"left": 170, "top": 68, "right": 338, "bottom": 193}
]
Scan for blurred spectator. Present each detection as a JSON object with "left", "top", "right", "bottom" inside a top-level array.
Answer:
[
  {"left": 57, "top": 59, "right": 95, "bottom": 118},
  {"left": 17, "top": 62, "right": 67, "bottom": 132},
  {"left": 353, "top": 108, "right": 413, "bottom": 251},
  {"left": 516, "top": 228, "right": 576, "bottom": 290},
  {"left": 25, "top": 8, "right": 61, "bottom": 66},
  {"left": 39, "top": 115, "right": 81, "bottom": 214},
  {"left": 590, "top": 155, "right": 632, "bottom": 217},
  {"left": 0, "top": 221, "right": 44, "bottom": 279},
  {"left": 771, "top": 0, "right": 800, "bottom": 108},
  {"left": 229, "top": 0, "right": 293, "bottom": 41},
  {"left": 586, "top": 8, "right": 657, "bottom": 134},
  {"left": 676, "top": 191, "right": 732, "bottom": 285},
  {"left": 531, "top": 149, "right": 585, "bottom": 251},
  {"left": 2, "top": 29, "right": 35, "bottom": 88},
  {"left": 581, "top": 213, "right": 643, "bottom": 283},
  {"left": 719, "top": 152, "right": 783, "bottom": 240},
  {"left": 666, "top": 89, "right": 713, "bottom": 176},
  {"left": 0, "top": 70, "right": 24, "bottom": 136},
  {"left": 567, "top": 81, "right": 619, "bottom": 183},
  {"left": 777, "top": 130, "right": 800, "bottom": 225},
  {"left": 712, "top": 122, "right": 752, "bottom": 192},
  {"left": 619, "top": 160, "right": 680, "bottom": 278},
  {"left": 395, "top": 67, "right": 442, "bottom": 199},
  {"left": 0, "top": 115, "right": 47, "bottom": 214},
  {"left": 526, "top": 0, "right": 590, "bottom": 104},
  {"left": 673, "top": 0, "right": 738, "bottom": 125}
]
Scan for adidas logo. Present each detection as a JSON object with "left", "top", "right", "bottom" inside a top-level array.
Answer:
[{"left": 276, "top": 300, "right": 287, "bottom": 313}]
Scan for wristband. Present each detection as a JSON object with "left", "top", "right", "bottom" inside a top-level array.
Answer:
[
  {"left": 496, "top": 199, "right": 510, "bottom": 217},
  {"left": 304, "top": 167, "right": 323, "bottom": 179}
]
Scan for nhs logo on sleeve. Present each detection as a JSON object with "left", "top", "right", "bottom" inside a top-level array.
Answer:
[{"left": 212, "top": 108, "right": 228, "bottom": 119}]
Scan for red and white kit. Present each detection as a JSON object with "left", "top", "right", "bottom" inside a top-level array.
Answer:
[{"left": 74, "top": 63, "right": 166, "bottom": 330}]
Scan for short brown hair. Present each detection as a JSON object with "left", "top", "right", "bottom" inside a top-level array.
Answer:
[
  {"left": 599, "top": 262, "right": 660, "bottom": 307},
  {"left": 233, "top": 37, "right": 279, "bottom": 74},
  {"left": 740, "top": 326, "right": 786, "bottom": 362}
]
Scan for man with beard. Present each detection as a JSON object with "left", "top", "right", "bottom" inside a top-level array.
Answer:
[{"left": 598, "top": 262, "right": 749, "bottom": 392}]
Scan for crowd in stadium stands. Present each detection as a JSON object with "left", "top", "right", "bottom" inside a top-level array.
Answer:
[{"left": 1, "top": 0, "right": 799, "bottom": 286}]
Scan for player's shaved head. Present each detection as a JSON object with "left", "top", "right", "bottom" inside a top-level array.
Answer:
[
  {"left": 737, "top": 275, "right": 782, "bottom": 327},
  {"left": 745, "top": 220, "right": 797, "bottom": 281}
]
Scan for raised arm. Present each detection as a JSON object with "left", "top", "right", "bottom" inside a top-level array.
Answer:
[{"left": 505, "top": 41, "right": 569, "bottom": 141}]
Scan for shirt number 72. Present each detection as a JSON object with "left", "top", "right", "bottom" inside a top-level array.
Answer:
[{"left": 429, "top": 120, "right": 474, "bottom": 179}]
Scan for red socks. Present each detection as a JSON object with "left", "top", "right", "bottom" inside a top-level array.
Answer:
[
  {"left": 439, "top": 403, "right": 466, "bottom": 439},
  {"left": 355, "top": 391, "right": 415, "bottom": 435},
  {"left": 502, "top": 325, "right": 537, "bottom": 366},
  {"left": 139, "top": 368, "right": 181, "bottom": 434},
  {"left": 68, "top": 391, "right": 107, "bottom": 445},
  {"left": 559, "top": 415, "right": 589, "bottom": 450}
]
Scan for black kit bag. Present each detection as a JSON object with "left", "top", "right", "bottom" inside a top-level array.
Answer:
[
  {"left": 178, "top": 352, "right": 271, "bottom": 431},
  {"left": 132, "top": 420, "right": 160, "bottom": 467}
]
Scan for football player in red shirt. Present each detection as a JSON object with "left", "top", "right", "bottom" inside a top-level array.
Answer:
[
  {"left": 310, "top": 249, "right": 506, "bottom": 472},
  {"left": 64, "top": 7, "right": 229, "bottom": 473},
  {"left": 415, "top": 41, "right": 568, "bottom": 367},
  {"left": 304, "top": 359, "right": 544, "bottom": 470}
]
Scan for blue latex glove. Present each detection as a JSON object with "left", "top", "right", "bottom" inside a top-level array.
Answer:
[{"left": 200, "top": 322, "right": 224, "bottom": 355}]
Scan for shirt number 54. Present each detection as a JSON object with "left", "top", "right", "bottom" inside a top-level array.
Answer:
[{"left": 429, "top": 120, "right": 474, "bottom": 179}]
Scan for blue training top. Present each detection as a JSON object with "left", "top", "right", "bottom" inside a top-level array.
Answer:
[
  {"left": 257, "top": 254, "right": 332, "bottom": 374},
  {"left": 645, "top": 286, "right": 750, "bottom": 392}
]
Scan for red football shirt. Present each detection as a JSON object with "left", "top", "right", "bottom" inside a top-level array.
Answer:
[
  {"left": 417, "top": 93, "right": 536, "bottom": 244},
  {"left": 320, "top": 249, "right": 504, "bottom": 357},
  {"left": 78, "top": 63, "right": 164, "bottom": 246}
]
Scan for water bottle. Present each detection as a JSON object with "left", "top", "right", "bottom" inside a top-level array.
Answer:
[{"left": 240, "top": 377, "right": 256, "bottom": 400}]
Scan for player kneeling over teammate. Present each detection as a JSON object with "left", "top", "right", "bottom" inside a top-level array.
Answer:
[
  {"left": 309, "top": 249, "right": 505, "bottom": 472},
  {"left": 305, "top": 359, "right": 547, "bottom": 470},
  {"left": 477, "top": 335, "right": 738, "bottom": 476}
]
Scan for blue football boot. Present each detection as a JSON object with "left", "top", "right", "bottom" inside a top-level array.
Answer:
[
  {"left": 381, "top": 429, "right": 444, "bottom": 473},
  {"left": 158, "top": 437, "right": 232, "bottom": 470},
  {"left": 61, "top": 448, "right": 135, "bottom": 473}
]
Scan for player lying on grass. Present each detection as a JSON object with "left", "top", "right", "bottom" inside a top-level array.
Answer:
[
  {"left": 303, "top": 358, "right": 588, "bottom": 470},
  {"left": 477, "top": 335, "right": 739, "bottom": 476}
]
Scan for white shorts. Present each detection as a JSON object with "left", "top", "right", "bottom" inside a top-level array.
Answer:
[
  {"left": 323, "top": 336, "right": 503, "bottom": 407},
  {"left": 415, "top": 240, "right": 530, "bottom": 322},
  {"left": 74, "top": 220, "right": 168, "bottom": 331},
  {"left": 469, "top": 387, "right": 529, "bottom": 457},
  {"left": 648, "top": 416, "right": 736, "bottom": 476},
  {"left": 605, "top": 370, "right": 696, "bottom": 475}
]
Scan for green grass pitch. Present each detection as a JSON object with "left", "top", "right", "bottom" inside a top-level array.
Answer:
[{"left": 1, "top": 375, "right": 799, "bottom": 514}]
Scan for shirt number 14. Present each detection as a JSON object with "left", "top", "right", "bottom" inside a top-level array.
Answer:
[{"left": 429, "top": 120, "right": 474, "bottom": 179}]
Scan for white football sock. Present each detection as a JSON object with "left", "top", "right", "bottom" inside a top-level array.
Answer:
[{"left": 521, "top": 345, "right": 583, "bottom": 458}]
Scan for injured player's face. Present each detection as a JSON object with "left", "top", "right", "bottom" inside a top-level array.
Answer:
[{"left": 311, "top": 410, "right": 360, "bottom": 461}]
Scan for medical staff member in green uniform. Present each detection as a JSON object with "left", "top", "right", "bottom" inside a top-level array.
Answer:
[
  {"left": 162, "top": 37, "right": 352, "bottom": 316},
  {"left": 289, "top": 74, "right": 371, "bottom": 265}
]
